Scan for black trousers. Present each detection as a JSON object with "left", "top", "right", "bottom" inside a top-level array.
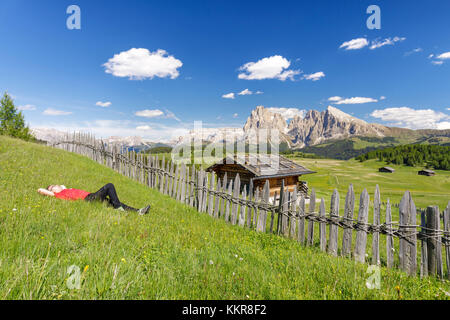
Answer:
[{"left": 84, "top": 183, "right": 138, "bottom": 212}]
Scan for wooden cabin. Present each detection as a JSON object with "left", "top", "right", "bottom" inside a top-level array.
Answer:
[
  {"left": 379, "top": 166, "right": 395, "bottom": 173},
  {"left": 418, "top": 169, "right": 435, "bottom": 176},
  {"left": 206, "top": 154, "right": 315, "bottom": 197}
]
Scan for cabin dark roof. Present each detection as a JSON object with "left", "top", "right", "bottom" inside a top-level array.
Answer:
[
  {"left": 379, "top": 166, "right": 395, "bottom": 172},
  {"left": 206, "top": 154, "right": 316, "bottom": 180},
  {"left": 419, "top": 169, "right": 435, "bottom": 174}
]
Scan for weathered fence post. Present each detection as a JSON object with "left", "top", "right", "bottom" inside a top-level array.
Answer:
[
  {"left": 372, "top": 185, "right": 381, "bottom": 266},
  {"left": 297, "top": 194, "right": 306, "bottom": 244},
  {"left": 197, "top": 170, "right": 204, "bottom": 212},
  {"left": 224, "top": 179, "right": 233, "bottom": 222},
  {"left": 426, "top": 205, "right": 443, "bottom": 278},
  {"left": 282, "top": 188, "right": 290, "bottom": 237},
  {"left": 256, "top": 180, "right": 270, "bottom": 233},
  {"left": 270, "top": 191, "right": 278, "bottom": 234},
  {"left": 190, "top": 166, "right": 196, "bottom": 207},
  {"left": 399, "top": 191, "right": 417, "bottom": 276},
  {"left": 386, "top": 199, "right": 394, "bottom": 269},
  {"left": 420, "top": 209, "right": 428, "bottom": 278},
  {"left": 201, "top": 172, "right": 208, "bottom": 212},
  {"left": 253, "top": 187, "right": 260, "bottom": 230},
  {"left": 231, "top": 174, "right": 241, "bottom": 225},
  {"left": 214, "top": 178, "right": 221, "bottom": 218},
  {"left": 180, "top": 163, "right": 186, "bottom": 203},
  {"left": 274, "top": 183, "right": 284, "bottom": 234},
  {"left": 444, "top": 202, "right": 450, "bottom": 280},
  {"left": 289, "top": 187, "right": 298, "bottom": 239},
  {"left": 239, "top": 188, "right": 247, "bottom": 227},
  {"left": 208, "top": 172, "right": 215, "bottom": 216},
  {"left": 307, "top": 189, "right": 316, "bottom": 246},
  {"left": 342, "top": 184, "right": 355, "bottom": 257},
  {"left": 354, "top": 189, "right": 369, "bottom": 263},
  {"left": 247, "top": 180, "right": 254, "bottom": 228},
  {"left": 328, "top": 189, "right": 339, "bottom": 256},
  {"left": 319, "top": 198, "right": 327, "bottom": 252},
  {"left": 220, "top": 173, "right": 228, "bottom": 219}
]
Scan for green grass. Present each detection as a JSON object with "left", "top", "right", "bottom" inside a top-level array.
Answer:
[
  {"left": 1, "top": 136, "right": 449, "bottom": 300},
  {"left": 294, "top": 157, "right": 450, "bottom": 211}
]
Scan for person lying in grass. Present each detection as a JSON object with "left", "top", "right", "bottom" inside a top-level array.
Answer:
[{"left": 38, "top": 183, "right": 151, "bottom": 215}]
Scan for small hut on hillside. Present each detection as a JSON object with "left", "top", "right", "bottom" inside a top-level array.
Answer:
[
  {"left": 206, "top": 154, "right": 315, "bottom": 197},
  {"left": 379, "top": 166, "right": 395, "bottom": 173},
  {"left": 418, "top": 169, "right": 435, "bottom": 176}
]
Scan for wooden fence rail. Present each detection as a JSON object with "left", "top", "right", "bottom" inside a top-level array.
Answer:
[{"left": 51, "top": 133, "right": 450, "bottom": 280}]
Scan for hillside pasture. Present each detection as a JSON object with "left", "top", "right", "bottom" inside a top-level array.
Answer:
[{"left": 0, "top": 136, "right": 449, "bottom": 300}]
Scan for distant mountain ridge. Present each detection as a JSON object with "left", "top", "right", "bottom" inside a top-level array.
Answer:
[
  {"left": 31, "top": 106, "right": 450, "bottom": 154},
  {"left": 242, "top": 106, "right": 450, "bottom": 149}
]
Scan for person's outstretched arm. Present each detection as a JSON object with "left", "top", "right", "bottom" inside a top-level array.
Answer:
[{"left": 38, "top": 188, "right": 55, "bottom": 197}]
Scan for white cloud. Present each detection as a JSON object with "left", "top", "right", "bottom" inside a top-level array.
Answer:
[
  {"left": 103, "top": 48, "right": 183, "bottom": 80},
  {"left": 18, "top": 104, "right": 36, "bottom": 111},
  {"left": 165, "top": 110, "right": 181, "bottom": 122},
  {"left": 267, "top": 107, "right": 306, "bottom": 119},
  {"left": 255, "top": 91, "right": 264, "bottom": 95},
  {"left": 43, "top": 108, "right": 72, "bottom": 116},
  {"left": 302, "top": 71, "right": 325, "bottom": 81},
  {"left": 370, "top": 37, "right": 406, "bottom": 50},
  {"left": 432, "top": 60, "right": 444, "bottom": 65},
  {"left": 404, "top": 48, "right": 423, "bottom": 56},
  {"left": 339, "top": 38, "right": 369, "bottom": 50},
  {"left": 328, "top": 96, "right": 343, "bottom": 102},
  {"left": 96, "top": 101, "right": 112, "bottom": 108},
  {"left": 135, "top": 109, "right": 180, "bottom": 121},
  {"left": 380, "top": 96, "right": 386, "bottom": 100},
  {"left": 238, "top": 55, "right": 300, "bottom": 81},
  {"left": 233, "top": 113, "right": 239, "bottom": 118},
  {"left": 136, "top": 125, "right": 151, "bottom": 131},
  {"left": 371, "top": 107, "right": 450, "bottom": 129},
  {"left": 222, "top": 93, "right": 235, "bottom": 99},
  {"left": 437, "top": 52, "right": 450, "bottom": 60},
  {"left": 436, "top": 122, "right": 450, "bottom": 130},
  {"left": 238, "top": 89, "right": 253, "bottom": 95},
  {"left": 135, "top": 109, "right": 164, "bottom": 118},
  {"left": 330, "top": 97, "right": 378, "bottom": 105}
]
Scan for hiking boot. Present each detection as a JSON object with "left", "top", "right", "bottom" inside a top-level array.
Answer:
[{"left": 138, "top": 205, "right": 151, "bottom": 216}]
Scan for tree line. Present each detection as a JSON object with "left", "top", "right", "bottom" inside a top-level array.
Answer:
[
  {"left": 0, "top": 92, "right": 34, "bottom": 141},
  {"left": 356, "top": 144, "right": 450, "bottom": 170}
]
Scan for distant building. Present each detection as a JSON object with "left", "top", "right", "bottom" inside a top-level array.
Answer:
[
  {"left": 379, "top": 166, "right": 395, "bottom": 173},
  {"left": 418, "top": 169, "right": 435, "bottom": 176},
  {"left": 206, "top": 154, "right": 315, "bottom": 197}
]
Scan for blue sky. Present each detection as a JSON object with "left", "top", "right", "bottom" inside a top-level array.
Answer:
[{"left": 1, "top": 0, "right": 450, "bottom": 141}]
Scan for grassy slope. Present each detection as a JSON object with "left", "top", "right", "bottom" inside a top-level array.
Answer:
[
  {"left": 292, "top": 157, "right": 450, "bottom": 211},
  {"left": 0, "top": 136, "right": 449, "bottom": 300}
]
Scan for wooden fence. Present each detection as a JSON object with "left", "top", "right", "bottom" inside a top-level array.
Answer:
[{"left": 52, "top": 133, "right": 450, "bottom": 280}]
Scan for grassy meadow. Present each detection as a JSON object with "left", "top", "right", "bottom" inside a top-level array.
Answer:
[
  {"left": 0, "top": 135, "right": 450, "bottom": 300},
  {"left": 289, "top": 157, "right": 450, "bottom": 211}
]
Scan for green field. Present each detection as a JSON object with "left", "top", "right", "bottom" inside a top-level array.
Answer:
[
  {"left": 288, "top": 157, "right": 450, "bottom": 211},
  {"left": 1, "top": 135, "right": 450, "bottom": 300}
]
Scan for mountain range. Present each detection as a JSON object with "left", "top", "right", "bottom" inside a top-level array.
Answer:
[{"left": 31, "top": 106, "right": 450, "bottom": 159}]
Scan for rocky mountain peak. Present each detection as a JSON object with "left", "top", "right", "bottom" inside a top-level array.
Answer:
[
  {"left": 243, "top": 105, "right": 288, "bottom": 133},
  {"left": 243, "top": 105, "right": 387, "bottom": 148}
]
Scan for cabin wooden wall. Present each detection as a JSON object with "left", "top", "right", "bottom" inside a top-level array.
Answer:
[{"left": 210, "top": 165, "right": 303, "bottom": 196}]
